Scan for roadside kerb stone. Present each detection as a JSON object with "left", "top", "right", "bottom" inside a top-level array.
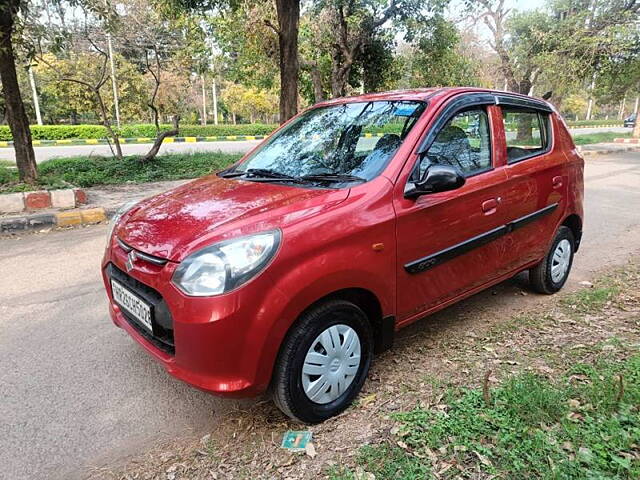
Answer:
[
  {"left": 0, "top": 192, "right": 25, "bottom": 214},
  {"left": 25, "top": 191, "right": 52, "bottom": 210},
  {"left": 79, "top": 208, "right": 107, "bottom": 224},
  {"left": 51, "top": 189, "right": 76, "bottom": 209},
  {"left": 0, "top": 216, "right": 28, "bottom": 233},
  {"left": 55, "top": 210, "right": 82, "bottom": 227},
  {"left": 0, "top": 207, "right": 107, "bottom": 235}
]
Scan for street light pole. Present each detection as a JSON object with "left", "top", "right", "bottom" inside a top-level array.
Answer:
[
  {"left": 107, "top": 32, "right": 121, "bottom": 129},
  {"left": 212, "top": 80, "right": 218, "bottom": 125},
  {"left": 201, "top": 74, "right": 207, "bottom": 125},
  {"left": 28, "top": 66, "right": 43, "bottom": 125}
]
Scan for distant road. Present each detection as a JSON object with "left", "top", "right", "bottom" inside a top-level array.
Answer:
[{"left": 0, "top": 126, "right": 628, "bottom": 163}]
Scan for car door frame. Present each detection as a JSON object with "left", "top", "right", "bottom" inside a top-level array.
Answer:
[{"left": 493, "top": 95, "right": 569, "bottom": 271}]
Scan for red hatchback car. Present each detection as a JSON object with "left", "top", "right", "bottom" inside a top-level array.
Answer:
[{"left": 102, "top": 88, "right": 584, "bottom": 422}]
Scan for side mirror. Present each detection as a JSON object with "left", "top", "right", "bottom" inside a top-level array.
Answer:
[{"left": 405, "top": 164, "right": 466, "bottom": 199}]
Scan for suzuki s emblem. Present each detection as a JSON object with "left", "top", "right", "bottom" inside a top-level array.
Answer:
[{"left": 125, "top": 250, "right": 137, "bottom": 272}]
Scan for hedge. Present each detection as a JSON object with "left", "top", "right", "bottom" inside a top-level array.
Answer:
[
  {"left": 0, "top": 119, "right": 625, "bottom": 142},
  {"left": 0, "top": 123, "right": 278, "bottom": 141},
  {"left": 565, "top": 119, "right": 623, "bottom": 127}
]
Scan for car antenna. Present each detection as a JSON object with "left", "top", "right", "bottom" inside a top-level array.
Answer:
[{"left": 542, "top": 91, "right": 553, "bottom": 100}]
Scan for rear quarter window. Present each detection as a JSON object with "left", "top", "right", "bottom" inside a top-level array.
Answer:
[{"left": 502, "top": 107, "right": 551, "bottom": 163}]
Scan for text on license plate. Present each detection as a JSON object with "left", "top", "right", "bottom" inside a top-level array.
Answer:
[{"left": 111, "top": 279, "right": 153, "bottom": 332}]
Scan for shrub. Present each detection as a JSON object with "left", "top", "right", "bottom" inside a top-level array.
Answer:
[{"left": 0, "top": 123, "right": 279, "bottom": 141}]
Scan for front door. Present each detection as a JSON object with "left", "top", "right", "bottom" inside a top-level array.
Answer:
[{"left": 394, "top": 99, "right": 511, "bottom": 325}]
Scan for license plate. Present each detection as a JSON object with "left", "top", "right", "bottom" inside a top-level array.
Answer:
[{"left": 111, "top": 279, "right": 153, "bottom": 332}]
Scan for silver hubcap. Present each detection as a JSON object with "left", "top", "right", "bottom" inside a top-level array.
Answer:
[
  {"left": 302, "top": 324, "right": 361, "bottom": 404},
  {"left": 551, "top": 239, "right": 572, "bottom": 283}
]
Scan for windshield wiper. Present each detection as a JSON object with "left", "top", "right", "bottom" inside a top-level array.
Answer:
[
  {"left": 300, "top": 173, "right": 367, "bottom": 183},
  {"left": 220, "top": 168, "right": 303, "bottom": 182},
  {"left": 217, "top": 169, "right": 244, "bottom": 178},
  {"left": 244, "top": 168, "right": 297, "bottom": 180}
]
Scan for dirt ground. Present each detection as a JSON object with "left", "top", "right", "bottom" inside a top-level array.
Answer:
[{"left": 87, "top": 252, "right": 640, "bottom": 480}]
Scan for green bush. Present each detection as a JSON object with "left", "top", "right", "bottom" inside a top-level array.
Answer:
[
  {"left": 566, "top": 119, "right": 624, "bottom": 127},
  {"left": 0, "top": 152, "right": 241, "bottom": 193},
  {"left": 0, "top": 123, "right": 279, "bottom": 141},
  {"left": 37, "top": 152, "right": 241, "bottom": 187},
  {"left": 0, "top": 119, "right": 624, "bottom": 142}
]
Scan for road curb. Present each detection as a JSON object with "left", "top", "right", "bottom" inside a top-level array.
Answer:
[
  {"left": 0, "top": 187, "right": 87, "bottom": 214},
  {"left": 0, "top": 207, "right": 107, "bottom": 234},
  {"left": 580, "top": 145, "right": 640, "bottom": 156}
]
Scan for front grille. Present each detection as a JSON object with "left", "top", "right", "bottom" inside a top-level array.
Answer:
[
  {"left": 107, "top": 263, "right": 175, "bottom": 355},
  {"left": 117, "top": 238, "right": 168, "bottom": 266}
]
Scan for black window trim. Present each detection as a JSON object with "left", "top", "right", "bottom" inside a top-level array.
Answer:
[
  {"left": 501, "top": 105, "right": 554, "bottom": 165},
  {"left": 411, "top": 93, "right": 496, "bottom": 183},
  {"left": 407, "top": 92, "right": 554, "bottom": 187}
]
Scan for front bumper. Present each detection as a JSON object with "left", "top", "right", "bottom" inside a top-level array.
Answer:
[{"left": 102, "top": 238, "right": 287, "bottom": 397}]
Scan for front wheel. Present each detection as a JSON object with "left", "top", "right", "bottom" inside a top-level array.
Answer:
[
  {"left": 529, "top": 226, "right": 575, "bottom": 294},
  {"left": 271, "top": 299, "right": 373, "bottom": 423}
]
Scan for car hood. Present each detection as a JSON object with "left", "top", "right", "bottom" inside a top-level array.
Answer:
[{"left": 116, "top": 174, "right": 350, "bottom": 261}]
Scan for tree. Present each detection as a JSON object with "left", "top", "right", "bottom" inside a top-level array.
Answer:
[
  {"left": 306, "top": 0, "right": 427, "bottom": 98},
  {"left": 167, "top": 0, "right": 300, "bottom": 123},
  {"left": 563, "top": 94, "right": 588, "bottom": 121},
  {"left": 0, "top": 0, "right": 38, "bottom": 183},
  {"left": 38, "top": 33, "right": 125, "bottom": 160},
  {"left": 395, "top": 16, "right": 482, "bottom": 89},
  {"left": 474, "top": 0, "right": 640, "bottom": 98}
]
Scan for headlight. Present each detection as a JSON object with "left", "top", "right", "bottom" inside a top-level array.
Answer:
[
  {"left": 107, "top": 201, "right": 138, "bottom": 244},
  {"left": 172, "top": 230, "right": 281, "bottom": 296}
]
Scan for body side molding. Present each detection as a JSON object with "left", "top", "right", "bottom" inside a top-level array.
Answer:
[{"left": 404, "top": 203, "right": 559, "bottom": 275}]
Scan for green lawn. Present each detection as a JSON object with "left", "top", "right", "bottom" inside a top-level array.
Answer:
[
  {"left": 0, "top": 152, "right": 241, "bottom": 193},
  {"left": 331, "top": 355, "right": 640, "bottom": 479},
  {"left": 573, "top": 131, "right": 630, "bottom": 145}
]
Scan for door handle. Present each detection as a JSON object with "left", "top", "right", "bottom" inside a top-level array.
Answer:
[
  {"left": 552, "top": 176, "right": 563, "bottom": 189},
  {"left": 482, "top": 198, "right": 499, "bottom": 214}
]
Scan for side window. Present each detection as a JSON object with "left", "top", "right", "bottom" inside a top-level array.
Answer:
[
  {"left": 419, "top": 108, "right": 492, "bottom": 178},
  {"left": 501, "top": 107, "right": 551, "bottom": 163}
]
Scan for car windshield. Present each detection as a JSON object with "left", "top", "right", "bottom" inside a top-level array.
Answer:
[{"left": 228, "top": 100, "right": 426, "bottom": 185}]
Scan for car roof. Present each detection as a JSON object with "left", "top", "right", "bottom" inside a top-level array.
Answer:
[{"left": 315, "top": 87, "right": 553, "bottom": 109}]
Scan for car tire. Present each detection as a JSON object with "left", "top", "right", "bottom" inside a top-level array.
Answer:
[
  {"left": 271, "top": 299, "right": 373, "bottom": 423},
  {"left": 529, "top": 226, "right": 575, "bottom": 294}
]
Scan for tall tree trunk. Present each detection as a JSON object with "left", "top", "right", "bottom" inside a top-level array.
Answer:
[
  {"left": 0, "top": 1, "right": 38, "bottom": 183},
  {"left": 275, "top": 0, "right": 300, "bottom": 123}
]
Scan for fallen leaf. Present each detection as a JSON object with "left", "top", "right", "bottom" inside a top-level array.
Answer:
[
  {"left": 305, "top": 442, "right": 316, "bottom": 458},
  {"left": 474, "top": 451, "right": 492, "bottom": 466},
  {"left": 360, "top": 393, "right": 377, "bottom": 407}
]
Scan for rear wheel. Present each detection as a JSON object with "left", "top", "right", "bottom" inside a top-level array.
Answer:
[
  {"left": 529, "top": 226, "right": 575, "bottom": 294},
  {"left": 271, "top": 299, "right": 373, "bottom": 423}
]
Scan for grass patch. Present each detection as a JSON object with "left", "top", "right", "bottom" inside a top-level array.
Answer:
[
  {"left": 573, "top": 131, "right": 630, "bottom": 145},
  {"left": 329, "top": 445, "right": 430, "bottom": 480},
  {"left": 0, "top": 152, "right": 241, "bottom": 193},
  {"left": 334, "top": 355, "right": 640, "bottom": 479},
  {"left": 561, "top": 285, "right": 620, "bottom": 313}
]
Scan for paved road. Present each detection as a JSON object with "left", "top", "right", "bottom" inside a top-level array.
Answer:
[
  {"left": 2, "top": 151, "right": 640, "bottom": 479},
  {"left": 0, "top": 126, "right": 629, "bottom": 163},
  {"left": 0, "top": 139, "right": 261, "bottom": 163}
]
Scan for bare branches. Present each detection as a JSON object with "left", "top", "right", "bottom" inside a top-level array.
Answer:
[{"left": 264, "top": 19, "right": 280, "bottom": 35}]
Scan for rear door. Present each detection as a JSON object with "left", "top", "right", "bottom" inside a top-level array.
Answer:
[
  {"left": 496, "top": 98, "right": 567, "bottom": 271},
  {"left": 394, "top": 94, "right": 513, "bottom": 325}
]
